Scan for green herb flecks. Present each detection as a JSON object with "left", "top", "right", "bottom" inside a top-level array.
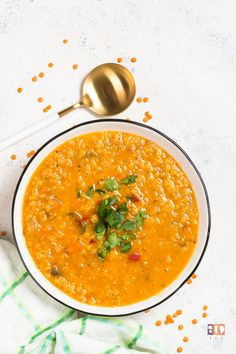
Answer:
[
  {"left": 120, "top": 241, "right": 132, "bottom": 253},
  {"left": 87, "top": 185, "right": 95, "bottom": 197},
  {"left": 121, "top": 175, "right": 137, "bottom": 184},
  {"left": 104, "top": 178, "right": 120, "bottom": 191},
  {"left": 95, "top": 189, "right": 106, "bottom": 195}
]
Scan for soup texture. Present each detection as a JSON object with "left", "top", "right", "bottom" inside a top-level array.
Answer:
[{"left": 23, "top": 131, "right": 199, "bottom": 307}]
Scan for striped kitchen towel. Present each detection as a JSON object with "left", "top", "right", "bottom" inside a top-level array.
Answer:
[{"left": 0, "top": 240, "right": 168, "bottom": 354}]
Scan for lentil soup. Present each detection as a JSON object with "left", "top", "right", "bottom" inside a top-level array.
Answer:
[{"left": 23, "top": 131, "right": 199, "bottom": 307}]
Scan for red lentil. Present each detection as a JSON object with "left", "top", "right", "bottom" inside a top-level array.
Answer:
[
  {"left": 48, "top": 62, "right": 54, "bottom": 68},
  {"left": 155, "top": 320, "right": 162, "bottom": 327},
  {"left": 192, "top": 319, "right": 198, "bottom": 324},
  {"left": 202, "top": 312, "right": 208, "bottom": 318},
  {"left": 32, "top": 76, "right": 37, "bottom": 82},
  {"left": 178, "top": 324, "right": 184, "bottom": 331},
  {"left": 72, "top": 64, "right": 78, "bottom": 70},
  {"left": 192, "top": 273, "right": 197, "bottom": 279},
  {"left": 117, "top": 57, "right": 123, "bottom": 63},
  {"left": 183, "top": 337, "right": 189, "bottom": 343},
  {"left": 143, "top": 97, "right": 149, "bottom": 103},
  {"left": 131, "top": 57, "right": 137, "bottom": 63},
  {"left": 177, "top": 347, "right": 183, "bottom": 353},
  {"left": 63, "top": 39, "right": 68, "bottom": 44},
  {"left": 27, "top": 150, "right": 36, "bottom": 158},
  {"left": 39, "top": 72, "right": 45, "bottom": 78},
  {"left": 10, "top": 154, "right": 16, "bottom": 160},
  {"left": 186, "top": 278, "right": 192, "bottom": 284},
  {"left": 203, "top": 305, "right": 208, "bottom": 311},
  {"left": 136, "top": 97, "right": 142, "bottom": 103},
  {"left": 17, "top": 87, "right": 23, "bottom": 93},
  {"left": 37, "top": 97, "right": 43, "bottom": 103}
]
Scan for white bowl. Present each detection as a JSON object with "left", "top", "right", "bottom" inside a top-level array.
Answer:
[{"left": 12, "top": 119, "right": 211, "bottom": 316}]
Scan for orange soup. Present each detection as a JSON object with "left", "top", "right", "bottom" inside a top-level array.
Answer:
[{"left": 23, "top": 131, "right": 199, "bottom": 306}]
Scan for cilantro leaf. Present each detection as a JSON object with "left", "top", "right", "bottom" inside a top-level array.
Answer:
[
  {"left": 117, "top": 202, "right": 129, "bottom": 216},
  {"left": 105, "top": 209, "right": 125, "bottom": 228},
  {"left": 98, "top": 199, "right": 110, "bottom": 219},
  {"left": 120, "top": 241, "right": 131, "bottom": 253},
  {"left": 95, "top": 222, "right": 106, "bottom": 240},
  {"left": 98, "top": 247, "right": 108, "bottom": 262},
  {"left": 95, "top": 189, "right": 106, "bottom": 195},
  {"left": 134, "top": 210, "right": 147, "bottom": 228},
  {"left": 108, "top": 196, "right": 119, "bottom": 205},
  {"left": 121, "top": 175, "right": 137, "bottom": 184},
  {"left": 87, "top": 184, "right": 95, "bottom": 197},
  {"left": 107, "top": 233, "right": 118, "bottom": 249},
  {"left": 121, "top": 220, "right": 136, "bottom": 231},
  {"left": 121, "top": 234, "right": 136, "bottom": 241},
  {"left": 105, "top": 178, "right": 120, "bottom": 191}
]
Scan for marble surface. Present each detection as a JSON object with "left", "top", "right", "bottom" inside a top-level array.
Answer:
[{"left": 0, "top": 0, "right": 235, "bottom": 353}]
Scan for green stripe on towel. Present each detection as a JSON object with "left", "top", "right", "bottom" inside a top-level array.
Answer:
[
  {"left": 59, "top": 331, "right": 72, "bottom": 354},
  {"left": 0, "top": 272, "right": 29, "bottom": 301},
  {"left": 39, "top": 332, "right": 56, "bottom": 354},
  {"left": 19, "top": 309, "right": 75, "bottom": 352},
  {"left": 79, "top": 317, "right": 87, "bottom": 335},
  {"left": 127, "top": 324, "right": 143, "bottom": 349},
  {"left": 103, "top": 345, "right": 120, "bottom": 354}
]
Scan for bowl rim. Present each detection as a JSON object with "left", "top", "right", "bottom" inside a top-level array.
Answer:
[{"left": 12, "top": 118, "right": 211, "bottom": 316}]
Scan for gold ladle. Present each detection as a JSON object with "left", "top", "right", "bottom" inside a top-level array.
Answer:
[{"left": 0, "top": 63, "right": 136, "bottom": 151}]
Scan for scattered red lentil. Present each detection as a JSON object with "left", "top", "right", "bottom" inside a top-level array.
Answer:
[
  {"left": 47, "top": 105, "right": 52, "bottom": 110},
  {"left": 17, "top": 87, "right": 23, "bottom": 93},
  {"left": 136, "top": 97, "right": 142, "bottom": 103},
  {"left": 26, "top": 150, "right": 36, "bottom": 158},
  {"left": 186, "top": 278, "right": 192, "bottom": 284},
  {"left": 178, "top": 324, "right": 184, "bottom": 331},
  {"left": 63, "top": 39, "right": 68, "bottom": 44},
  {"left": 202, "top": 312, "right": 208, "bottom": 318},
  {"left": 131, "top": 57, "right": 137, "bottom": 63},
  {"left": 173, "top": 313, "right": 177, "bottom": 318},
  {"left": 1, "top": 231, "right": 7, "bottom": 236},
  {"left": 183, "top": 337, "right": 189, "bottom": 343},
  {"left": 48, "top": 62, "right": 54, "bottom": 68},
  {"left": 146, "top": 114, "right": 152, "bottom": 120},
  {"left": 10, "top": 154, "right": 16, "bottom": 160},
  {"left": 192, "top": 319, "right": 198, "bottom": 324},
  {"left": 32, "top": 76, "right": 37, "bottom": 82},
  {"left": 143, "top": 117, "right": 148, "bottom": 123},
  {"left": 145, "top": 111, "right": 150, "bottom": 116},
  {"left": 176, "top": 309, "right": 182, "bottom": 316},
  {"left": 43, "top": 107, "right": 48, "bottom": 113},
  {"left": 37, "top": 97, "right": 43, "bottom": 103},
  {"left": 177, "top": 347, "right": 183, "bottom": 353},
  {"left": 72, "top": 64, "right": 78, "bottom": 70},
  {"left": 192, "top": 273, "right": 197, "bottom": 279},
  {"left": 203, "top": 305, "right": 208, "bottom": 311},
  {"left": 155, "top": 320, "right": 162, "bottom": 327},
  {"left": 143, "top": 97, "right": 149, "bottom": 103},
  {"left": 39, "top": 72, "right": 45, "bottom": 78},
  {"left": 117, "top": 57, "right": 123, "bottom": 63}
]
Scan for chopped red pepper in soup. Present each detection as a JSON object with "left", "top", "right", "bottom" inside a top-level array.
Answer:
[{"left": 23, "top": 131, "right": 198, "bottom": 306}]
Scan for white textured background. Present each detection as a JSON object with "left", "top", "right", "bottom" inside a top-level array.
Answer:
[{"left": 0, "top": 1, "right": 236, "bottom": 353}]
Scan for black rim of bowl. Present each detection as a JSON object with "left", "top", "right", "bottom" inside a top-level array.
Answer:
[{"left": 12, "top": 119, "right": 211, "bottom": 317}]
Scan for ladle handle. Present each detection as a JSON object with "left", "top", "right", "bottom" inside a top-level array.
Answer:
[{"left": 0, "top": 112, "right": 60, "bottom": 151}]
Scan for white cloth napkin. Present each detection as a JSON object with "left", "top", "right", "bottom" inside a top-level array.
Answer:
[{"left": 0, "top": 240, "right": 168, "bottom": 354}]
